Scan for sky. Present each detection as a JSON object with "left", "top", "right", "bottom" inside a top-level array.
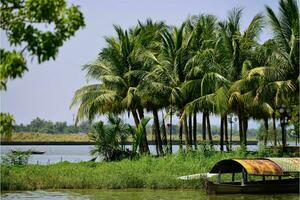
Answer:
[{"left": 1, "top": 0, "right": 279, "bottom": 127}]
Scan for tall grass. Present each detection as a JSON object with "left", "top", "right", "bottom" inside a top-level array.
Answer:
[{"left": 1, "top": 150, "right": 253, "bottom": 191}]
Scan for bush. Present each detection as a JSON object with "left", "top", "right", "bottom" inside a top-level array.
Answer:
[{"left": 1, "top": 150, "right": 31, "bottom": 165}]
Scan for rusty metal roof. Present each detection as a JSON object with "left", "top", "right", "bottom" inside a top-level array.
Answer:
[
  {"left": 233, "top": 159, "right": 284, "bottom": 176},
  {"left": 266, "top": 158, "right": 300, "bottom": 173},
  {"left": 210, "top": 158, "right": 300, "bottom": 176}
]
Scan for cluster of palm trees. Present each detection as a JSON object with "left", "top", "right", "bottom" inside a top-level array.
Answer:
[{"left": 71, "top": 0, "right": 299, "bottom": 155}]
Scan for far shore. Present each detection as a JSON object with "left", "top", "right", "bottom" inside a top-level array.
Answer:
[{"left": 0, "top": 140, "right": 258, "bottom": 146}]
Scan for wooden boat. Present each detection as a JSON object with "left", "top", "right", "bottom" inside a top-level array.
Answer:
[
  {"left": 206, "top": 157, "right": 300, "bottom": 194},
  {"left": 12, "top": 150, "right": 46, "bottom": 154}
]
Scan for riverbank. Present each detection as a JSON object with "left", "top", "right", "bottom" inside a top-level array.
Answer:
[
  {"left": 1, "top": 132, "right": 258, "bottom": 144},
  {"left": 1, "top": 150, "right": 255, "bottom": 191}
]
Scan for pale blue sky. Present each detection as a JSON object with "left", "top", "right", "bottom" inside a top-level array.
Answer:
[{"left": 1, "top": 0, "right": 278, "bottom": 126}]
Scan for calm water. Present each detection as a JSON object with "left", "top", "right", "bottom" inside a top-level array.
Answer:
[
  {"left": 1, "top": 190, "right": 299, "bottom": 200},
  {"left": 0, "top": 145, "right": 260, "bottom": 164},
  {"left": 1, "top": 142, "right": 298, "bottom": 164}
]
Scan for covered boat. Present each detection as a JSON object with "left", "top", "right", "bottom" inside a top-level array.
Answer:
[{"left": 206, "top": 158, "right": 300, "bottom": 194}]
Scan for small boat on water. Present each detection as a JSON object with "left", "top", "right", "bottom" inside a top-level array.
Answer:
[
  {"left": 206, "top": 157, "right": 300, "bottom": 194},
  {"left": 12, "top": 150, "right": 46, "bottom": 154}
]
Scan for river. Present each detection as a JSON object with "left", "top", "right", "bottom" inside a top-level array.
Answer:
[
  {"left": 0, "top": 144, "right": 261, "bottom": 164},
  {"left": 1, "top": 189, "right": 298, "bottom": 200}
]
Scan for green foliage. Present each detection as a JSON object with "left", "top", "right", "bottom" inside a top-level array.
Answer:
[
  {"left": 67, "top": 0, "right": 297, "bottom": 152},
  {"left": 197, "top": 141, "right": 216, "bottom": 157},
  {"left": 256, "top": 122, "right": 267, "bottom": 142},
  {"left": 132, "top": 117, "right": 150, "bottom": 153},
  {"left": 14, "top": 117, "right": 90, "bottom": 134},
  {"left": 1, "top": 151, "right": 257, "bottom": 191},
  {"left": 89, "top": 114, "right": 133, "bottom": 161},
  {"left": 1, "top": 150, "right": 31, "bottom": 166},
  {"left": 0, "top": 0, "right": 85, "bottom": 89},
  {"left": 0, "top": 49, "right": 27, "bottom": 90},
  {"left": 0, "top": 112, "right": 15, "bottom": 140}
]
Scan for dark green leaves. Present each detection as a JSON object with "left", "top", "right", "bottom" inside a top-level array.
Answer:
[
  {"left": 0, "top": 49, "right": 27, "bottom": 90},
  {"left": 0, "top": 0, "right": 85, "bottom": 89}
]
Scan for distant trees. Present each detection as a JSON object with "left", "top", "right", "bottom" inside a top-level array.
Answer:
[{"left": 14, "top": 117, "right": 90, "bottom": 134}]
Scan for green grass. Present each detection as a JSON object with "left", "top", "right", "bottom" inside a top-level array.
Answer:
[{"left": 1, "top": 150, "right": 257, "bottom": 191}]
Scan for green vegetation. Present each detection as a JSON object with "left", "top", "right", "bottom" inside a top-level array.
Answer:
[
  {"left": 0, "top": 0, "right": 85, "bottom": 143},
  {"left": 89, "top": 114, "right": 134, "bottom": 161},
  {"left": 1, "top": 150, "right": 31, "bottom": 166},
  {"left": 71, "top": 0, "right": 299, "bottom": 156},
  {"left": 14, "top": 117, "right": 91, "bottom": 134},
  {"left": 1, "top": 150, "right": 262, "bottom": 191},
  {"left": 0, "top": 113, "right": 15, "bottom": 140},
  {"left": 0, "top": 0, "right": 85, "bottom": 90}
]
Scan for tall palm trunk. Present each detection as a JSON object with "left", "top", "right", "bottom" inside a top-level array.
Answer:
[
  {"left": 243, "top": 118, "right": 248, "bottom": 149},
  {"left": 220, "top": 116, "right": 224, "bottom": 152},
  {"left": 238, "top": 111, "right": 244, "bottom": 147},
  {"left": 161, "top": 111, "right": 168, "bottom": 146},
  {"left": 193, "top": 111, "right": 197, "bottom": 149},
  {"left": 184, "top": 115, "right": 190, "bottom": 150},
  {"left": 132, "top": 110, "right": 140, "bottom": 127},
  {"left": 207, "top": 113, "right": 213, "bottom": 146},
  {"left": 153, "top": 109, "right": 163, "bottom": 155},
  {"left": 224, "top": 115, "right": 229, "bottom": 151},
  {"left": 132, "top": 109, "right": 149, "bottom": 154},
  {"left": 179, "top": 119, "right": 183, "bottom": 150},
  {"left": 152, "top": 124, "right": 159, "bottom": 155},
  {"left": 169, "top": 107, "right": 173, "bottom": 153},
  {"left": 263, "top": 118, "right": 269, "bottom": 146},
  {"left": 202, "top": 112, "right": 206, "bottom": 141},
  {"left": 137, "top": 108, "right": 149, "bottom": 154},
  {"left": 188, "top": 113, "right": 193, "bottom": 146},
  {"left": 272, "top": 113, "right": 277, "bottom": 146}
]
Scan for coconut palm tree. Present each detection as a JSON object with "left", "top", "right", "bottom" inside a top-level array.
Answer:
[
  {"left": 143, "top": 22, "right": 193, "bottom": 150},
  {"left": 243, "top": 0, "right": 299, "bottom": 147},
  {"left": 71, "top": 25, "right": 150, "bottom": 154},
  {"left": 217, "top": 8, "right": 264, "bottom": 148}
]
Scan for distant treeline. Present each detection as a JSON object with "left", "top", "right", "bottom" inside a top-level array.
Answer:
[
  {"left": 14, "top": 117, "right": 258, "bottom": 136},
  {"left": 14, "top": 118, "right": 90, "bottom": 134}
]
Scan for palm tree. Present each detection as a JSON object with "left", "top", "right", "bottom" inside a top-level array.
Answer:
[
  {"left": 243, "top": 0, "right": 299, "bottom": 147},
  {"left": 71, "top": 25, "right": 150, "bottom": 154},
  {"left": 143, "top": 22, "right": 193, "bottom": 150},
  {"left": 265, "top": 0, "right": 299, "bottom": 147},
  {"left": 266, "top": 0, "right": 299, "bottom": 81},
  {"left": 89, "top": 114, "right": 131, "bottom": 161},
  {"left": 218, "top": 8, "right": 264, "bottom": 148}
]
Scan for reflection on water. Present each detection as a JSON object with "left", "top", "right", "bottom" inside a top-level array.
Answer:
[{"left": 1, "top": 190, "right": 299, "bottom": 200}]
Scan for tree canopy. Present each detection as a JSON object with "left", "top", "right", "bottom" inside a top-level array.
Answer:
[
  {"left": 72, "top": 0, "right": 299, "bottom": 154},
  {"left": 0, "top": 0, "right": 85, "bottom": 90}
]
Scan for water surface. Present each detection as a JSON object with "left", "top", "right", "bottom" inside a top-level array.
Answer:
[
  {"left": 1, "top": 190, "right": 298, "bottom": 200},
  {"left": 0, "top": 144, "right": 259, "bottom": 164}
]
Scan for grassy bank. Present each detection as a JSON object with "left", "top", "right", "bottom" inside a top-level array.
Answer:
[
  {"left": 1, "top": 132, "right": 257, "bottom": 142},
  {"left": 1, "top": 150, "right": 254, "bottom": 191}
]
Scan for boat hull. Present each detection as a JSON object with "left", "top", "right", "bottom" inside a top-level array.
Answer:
[
  {"left": 206, "top": 178, "right": 300, "bottom": 194},
  {"left": 12, "top": 150, "right": 45, "bottom": 154}
]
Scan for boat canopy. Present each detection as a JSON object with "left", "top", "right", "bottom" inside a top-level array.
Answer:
[
  {"left": 209, "top": 158, "right": 300, "bottom": 176},
  {"left": 267, "top": 158, "right": 300, "bottom": 174}
]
